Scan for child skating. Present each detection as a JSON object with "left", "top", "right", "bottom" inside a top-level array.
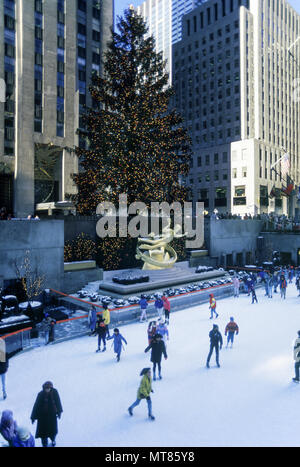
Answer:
[
  {"left": 209, "top": 293, "right": 218, "bottom": 319},
  {"left": 225, "top": 317, "right": 239, "bottom": 348},
  {"left": 107, "top": 328, "right": 127, "bottom": 362}
]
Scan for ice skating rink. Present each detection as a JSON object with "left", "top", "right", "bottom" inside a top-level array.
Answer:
[{"left": 2, "top": 284, "right": 300, "bottom": 447}]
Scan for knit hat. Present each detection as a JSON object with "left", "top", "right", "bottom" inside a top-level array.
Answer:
[
  {"left": 42, "top": 381, "right": 53, "bottom": 390},
  {"left": 17, "top": 426, "right": 30, "bottom": 441},
  {"left": 140, "top": 367, "right": 151, "bottom": 376}
]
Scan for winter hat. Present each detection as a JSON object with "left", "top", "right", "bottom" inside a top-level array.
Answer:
[
  {"left": 213, "top": 324, "right": 219, "bottom": 329},
  {"left": 230, "top": 317, "right": 234, "bottom": 321},
  {"left": 155, "top": 333, "right": 162, "bottom": 339},
  {"left": 42, "top": 381, "right": 53, "bottom": 390},
  {"left": 140, "top": 367, "right": 151, "bottom": 376},
  {"left": 113, "top": 328, "right": 119, "bottom": 333},
  {"left": 17, "top": 426, "right": 30, "bottom": 441}
]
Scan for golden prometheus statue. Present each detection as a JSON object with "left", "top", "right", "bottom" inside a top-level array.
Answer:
[{"left": 135, "top": 219, "right": 186, "bottom": 270}]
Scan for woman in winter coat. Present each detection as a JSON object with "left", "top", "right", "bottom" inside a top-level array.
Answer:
[
  {"left": 107, "top": 328, "right": 127, "bottom": 362},
  {"left": 12, "top": 426, "right": 35, "bottom": 447},
  {"left": 139, "top": 295, "right": 148, "bottom": 322},
  {"left": 31, "top": 381, "right": 63, "bottom": 447},
  {"left": 162, "top": 296, "right": 171, "bottom": 323},
  {"left": 0, "top": 410, "right": 18, "bottom": 446},
  {"left": 280, "top": 275, "right": 287, "bottom": 299},
  {"left": 128, "top": 368, "right": 155, "bottom": 420},
  {"left": 145, "top": 333, "right": 167, "bottom": 380},
  {"left": 156, "top": 320, "right": 169, "bottom": 348}
]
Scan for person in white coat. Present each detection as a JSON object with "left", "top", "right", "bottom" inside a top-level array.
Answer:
[{"left": 233, "top": 276, "right": 240, "bottom": 298}]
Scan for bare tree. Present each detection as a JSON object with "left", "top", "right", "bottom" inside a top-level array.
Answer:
[{"left": 15, "top": 250, "right": 46, "bottom": 310}]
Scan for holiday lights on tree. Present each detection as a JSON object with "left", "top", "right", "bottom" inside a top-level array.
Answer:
[{"left": 73, "top": 7, "right": 192, "bottom": 214}]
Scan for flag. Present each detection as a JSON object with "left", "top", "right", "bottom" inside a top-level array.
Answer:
[
  {"left": 281, "top": 175, "right": 294, "bottom": 196},
  {"left": 281, "top": 153, "right": 290, "bottom": 177},
  {"left": 269, "top": 185, "right": 276, "bottom": 198}
]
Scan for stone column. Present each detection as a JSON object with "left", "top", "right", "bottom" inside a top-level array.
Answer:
[
  {"left": 0, "top": 0, "right": 4, "bottom": 160},
  {"left": 14, "top": 0, "right": 35, "bottom": 217},
  {"left": 100, "top": 0, "right": 114, "bottom": 69}
]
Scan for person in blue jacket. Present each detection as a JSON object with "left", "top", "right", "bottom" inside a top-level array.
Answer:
[
  {"left": 139, "top": 295, "right": 148, "bottom": 322},
  {"left": 12, "top": 426, "right": 35, "bottom": 447},
  {"left": 107, "top": 328, "right": 127, "bottom": 362}
]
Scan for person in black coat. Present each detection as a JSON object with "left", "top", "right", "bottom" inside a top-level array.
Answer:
[
  {"left": 206, "top": 324, "right": 223, "bottom": 368},
  {"left": 30, "top": 381, "right": 63, "bottom": 447},
  {"left": 95, "top": 315, "right": 107, "bottom": 352},
  {"left": 0, "top": 348, "right": 8, "bottom": 400},
  {"left": 145, "top": 333, "right": 167, "bottom": 380}
]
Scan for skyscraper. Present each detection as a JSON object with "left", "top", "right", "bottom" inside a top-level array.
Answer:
[
  {"left": 173, "top": 0, "right": 300, "bottom": 215},
  {"left": 0, "top": 0, "right": 113, "bottom": 218},
  {"left": 136, "top": 0, "right": 204, "bottom": 83}
]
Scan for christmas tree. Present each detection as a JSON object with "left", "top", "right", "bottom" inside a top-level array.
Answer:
[{"left": 73, "top": 7, "right": 192, "bottom": 214}]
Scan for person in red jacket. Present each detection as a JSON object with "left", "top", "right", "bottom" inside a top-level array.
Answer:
[
  {"left": 209, "top": 293, "right": 218, "bottom": 319},
  {"left": 162, "top": 295, "right": 171, "bottom": 324},
  {"left": 225, "top": 317, "right": 239, "bottom": 348}
]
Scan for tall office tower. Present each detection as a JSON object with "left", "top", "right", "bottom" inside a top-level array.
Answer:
[
  {"left": 136, "top": 0, "right": 204, "bottom": 83},
  {"left": 173, "top": 0, "right": 300, "bottom": 216},
  {"left": 0, "top": 0, "right": 113, "bottom": 218}
]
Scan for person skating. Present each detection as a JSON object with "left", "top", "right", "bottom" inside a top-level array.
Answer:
[
  {"left": 31, "top": 381, "right": 63, "bottom": 447},
  {"left": 225, "top": 317, "right": 239, "bottom": 348},
  {"left": 95, "top": 315, "right": 106, "bottom": 352},
  {"left": 267, "top": 275, "right": 274, "bottom": 298},
  {"left": 0, "top": 410, "right": 18, "bottom": 447},
  {"left": 147, "top": 321, "right": 157, "bottom": 346},
  {"left": 154, "top": 295, "right": 164, "bottom": 319},
  {"left": 156, "top": 319, "right": 169, "bottom": 348},
  {"left": 292, "top": 330, "right": 300, "bottom": 383},
  {"left": 128, "top": 368, "right": 155, "bottom": 420},
  {"left": 296, "top": 275, "right": 300, "bottom": 296},
  {"left": 209, "top": 293, "right": 218, "bottom": 319},
  {"left": 107, "top": 328, "right": 127, "bottom": 362},
  {"left": 162, "top": 295, "right": 171, "bottom": 324},
  {"left": 145, "top": 333, "right": 167, "bottom": 380},
  {"left": 102, "top": 304, "right": 111, "bottom": 337},
  {"left": 139, "top": 295, "right": 148, "bottom": 322},
  {"left": 12, "top": 426, "right": 35, "bottom": 447},
  {"left": 0, "top": 345, "right": 8, "bottom": 400},
  {"left": 233, "top": 276, "right": 240, "bottom": 298},
  {"left": 88, "top": 305, "right": 97, "bottom": 335},
  {"left": 250, "top": 285, "right": 258, "bottom": 304},
  {"left": 206, "top": 324, "right": 223, "bottom": 368},
  {"left": 279, "top": 274, "right": 287, "bottom": 299}
]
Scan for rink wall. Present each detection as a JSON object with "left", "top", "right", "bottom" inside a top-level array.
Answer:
[{"left": 0, "top": 220, "right": 64, "bottom": 290}]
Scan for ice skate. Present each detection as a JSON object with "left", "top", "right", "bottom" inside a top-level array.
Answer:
[
  {"left": 128, "top": 407, "right": 133, "bottom": 416},
  {"left": 148, "top": 414, "right": 155, "bottom": 420}
]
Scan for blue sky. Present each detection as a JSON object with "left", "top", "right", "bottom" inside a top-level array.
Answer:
[{"left": 114, "top": 0, "right": 300, "bottom": 24}]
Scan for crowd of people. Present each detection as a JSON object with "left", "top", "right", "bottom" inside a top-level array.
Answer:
[
  {"left": 0, "top": 206, "right": 40, "bottom": 221},
  {"left": 1, "top": 265, "right": 300, "bottom": 446}
]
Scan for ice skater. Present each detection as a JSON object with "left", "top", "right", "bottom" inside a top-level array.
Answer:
[
  {"left": 102, "top": 304, "right": 111, "bottom": 337},
  {"left": 292, "top": 330, "right": 300, "bottom": 383},
  {"left": 0, "top": 341, "right": 8, "bottom": 400},
  {"left": 0, "top": 410, "right": 18, "bottom": 447},
  {"left": 128, "top": 368, "right": 155, "bottom": 420},
  {"left": 209, "top": 293, "right": 218, "bottom": 319},
  {"left": 225, "top": 317, "right": 239, "bottom": 348},
  {"left": 156, "top": 319, "right": 169, "bottom": 348},
  {"left": 145, "top": 333, "right": 167, "bottom": 380},
  {"left": 250, "top": 285, "right": 258, "bottom": 304},
  {"left": 233, "top": 276, "right": 240, "bottom": 298},
  {"left": 296, "top": 275, "right": 300, "bottom": 296},
  {"left": 206, "top": 324, "right": 223, "bottom": 368},
  {"left": 139, "top": 295, "right": 148, "bottom": 322},
  {"left": 107, "top": 328, "right": 127, "bottom": 362},
  {"left": 95, "top": 315, "right": 106, "bottom": 352},
  {"left": 88, "top": 306, "right": 97, "bottom": 335},
  {"left": 154, "top": 295, "right": 164, "bottom": 319},
  {"left": 162, "top": 295, "right": 171, "bottom": 324},
  {"left": 31, "top": 381, "right": 63, "bottom": 447},
  {"left": 280, "top": 274, "right": 287, "bottom": 299},
  {"left": 147, "top": 321, "right": 157, "bottom": 345}
]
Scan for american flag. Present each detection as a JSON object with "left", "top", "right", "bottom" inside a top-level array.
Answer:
[{"left": 281, "top": 153, "right": 290, "bottom": 177}]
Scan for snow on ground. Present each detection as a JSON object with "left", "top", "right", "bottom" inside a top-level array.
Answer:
[{"left": 1, "top": 283, "right": 300, "bottom": 447}]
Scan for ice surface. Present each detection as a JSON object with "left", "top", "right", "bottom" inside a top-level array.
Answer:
[{"left": 1, "top": 284, "right": 300, "bottom": 447}]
